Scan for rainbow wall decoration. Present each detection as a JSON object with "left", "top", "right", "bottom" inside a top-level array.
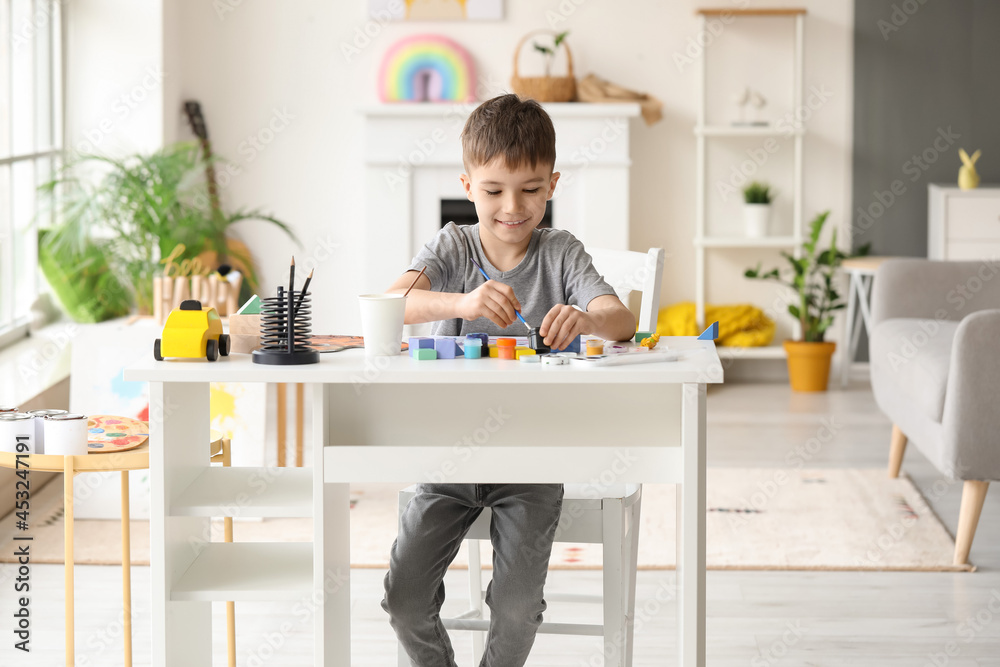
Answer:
[{"left": 378, "top": 34, "right": 476, "bottom": 103}]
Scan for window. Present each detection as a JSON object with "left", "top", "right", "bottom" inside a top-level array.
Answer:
[{"left": 0, "top": 0, "right": 62, "bottom": 348}]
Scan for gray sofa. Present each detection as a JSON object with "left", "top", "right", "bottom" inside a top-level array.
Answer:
[{"left": 870, "top": 258, "right": 1000, "bottom": 565}]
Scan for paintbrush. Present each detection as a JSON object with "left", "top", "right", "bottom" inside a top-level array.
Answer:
[
  {"left": 403, "top": 266, "right": 427, "bottom": 298},
  {"left": 469, "top": 256, "right": 531, "bottom": 331}
]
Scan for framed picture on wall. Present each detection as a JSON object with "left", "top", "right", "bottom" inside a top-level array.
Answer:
[{"left": 370, "top": 0, "right": 503, "bottom": 21}]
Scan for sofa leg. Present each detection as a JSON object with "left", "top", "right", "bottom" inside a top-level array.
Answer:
[
  {"left": 954, "top": 480, "right": 989, "bottom": 566},
  {"left": 888, "top": 425, "right": 907, "bottom": 478}
]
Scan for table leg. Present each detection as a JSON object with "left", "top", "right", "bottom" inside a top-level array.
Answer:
[
  {"left": 841, "top": 272, "right": 859, "bottom": 388},
  {"left": 64, "top": 457, "right": 74, "bottom": 667},
  {"left": 857, "top": 274, "right": 875, "bottom": 334},
  {"left": 312, "top": 384, "right": 351, "bottom": 666},
  {"left": 677, "top": 383, "right": 706, "bottom": 667},
  {"left": 277, "top": 383, "right": 287, "bottom": 467},
  {"left": 149, "top": 381, "right": 213, "bottom": 667},
  {"left": 223, "top": 438, "right": 236, "bottom": 667},
  {"left": 296, "top": 383, "right": 304, "bottom": 467},
  {"left": 121, "top": 471, "right": 133, "bottom": 667}
]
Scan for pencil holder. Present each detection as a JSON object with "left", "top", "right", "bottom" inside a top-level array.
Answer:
[{"left": 252, "top": 286, "right": 320, "bottom": 365}]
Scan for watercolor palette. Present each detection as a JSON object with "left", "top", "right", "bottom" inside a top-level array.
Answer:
[{"left": 87, "top": 415, "right": 149, "bottom": 453}]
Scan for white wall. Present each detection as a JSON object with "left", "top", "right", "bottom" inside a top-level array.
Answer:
[
  {"left": 65, "top": 0, "right": 164, "bottom": 156},
  {"left": 100, "top": 0, "right": 854, "bottom": 338}
]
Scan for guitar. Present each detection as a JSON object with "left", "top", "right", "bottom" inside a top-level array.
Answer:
[{"left": 183, "top": 100, "right": 227, "bottom": 266}]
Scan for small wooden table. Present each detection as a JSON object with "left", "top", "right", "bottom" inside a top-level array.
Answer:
[{"left": 0, "top": 430, "right": 222, "bottom": 667}]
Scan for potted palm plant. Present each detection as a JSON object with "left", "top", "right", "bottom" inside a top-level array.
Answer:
[
  {"left": 745, "top": 210, "right": 866, "bottom": 392},
  {"left": 39, "top": 142, "right": 297, "bottom": 320},
  {"left": 742, "top": 181, "right": 773, "bottom": 237}
]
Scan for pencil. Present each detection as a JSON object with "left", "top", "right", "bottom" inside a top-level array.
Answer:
[
  {"left": 292, "top": 268, "right": 314, "bottom": 321},
  {"left": 288, "top": 257, "right": 295, "bottom": 353}
]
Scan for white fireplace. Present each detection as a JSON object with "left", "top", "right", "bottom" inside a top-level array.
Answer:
[{"left": 361, "top": 102, "right": 641, "bottom": 293}]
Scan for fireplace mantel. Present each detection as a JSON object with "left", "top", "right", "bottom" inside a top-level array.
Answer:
[{"left": 361, "top": 102, "right": 641, "bottom": 292}]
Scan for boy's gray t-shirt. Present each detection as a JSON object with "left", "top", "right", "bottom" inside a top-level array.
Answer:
[{"left": 408, "top": 222, "right": 617, "bottom": 336}]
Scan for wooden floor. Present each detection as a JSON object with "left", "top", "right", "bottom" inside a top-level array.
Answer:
[{"left": 2, "top": 379, "right": 1000, "bottom": 666}]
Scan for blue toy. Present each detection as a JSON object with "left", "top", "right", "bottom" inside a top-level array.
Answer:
[
  {"left": 435, "top": 338, "right": 458, "bottom": 359},
  {"left": 698, "top": 321, "right": 719, "bottom": 340}
]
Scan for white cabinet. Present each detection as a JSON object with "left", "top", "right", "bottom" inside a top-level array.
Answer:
[{"left": 928, "top": 184, "right": 1000, "bottom": 260}]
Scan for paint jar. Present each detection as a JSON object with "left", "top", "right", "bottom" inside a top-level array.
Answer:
[
  {"left": 43, "top": 413, "right": 90, "bottom": 456},
  {"left": 463, "top": 338, "right": 482, "bottom": 359},
  {"left": 497, "top": 346, "right": 515, "bottom": 360},
  {"left": 527, "top": 327, "right": 550, "bottom": 353},
  {"left": 27, "top": 409, "right": 68, "bottom": 455},
  {"left": 0, "top": 406, "right": 20, "bottom": 414},
  {"left": 466, "top": 333, "right": 489, "bottom": 349},
  {"left": 0, "top": 413, "right": 35, "bottom": 454},
  {"left": 586, "top": 340, "right": 605, "bottom": 356}
]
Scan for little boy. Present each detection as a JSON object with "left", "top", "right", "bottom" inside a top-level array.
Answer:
[{"left": 381, "top": 94, "right": 635, "bottom": 667}]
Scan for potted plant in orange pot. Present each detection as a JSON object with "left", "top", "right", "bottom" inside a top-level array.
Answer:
[{"left": 745, "top": 211, "right": 866, "bottom": 391}]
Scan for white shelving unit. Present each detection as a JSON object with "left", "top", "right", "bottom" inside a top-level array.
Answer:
[{"left": 694, "top": 8, "right": 807, "bottom": 360}]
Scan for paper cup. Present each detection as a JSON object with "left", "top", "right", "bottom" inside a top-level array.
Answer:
[
  {"left": 43, "top": 413, "right": 89, "bottom": 456},
  {"left": 0, "top": 413, "right": 35, "bottom": 453},
  {"left": 27, "top": 409, "right": 68, "bottom": 455},
  {"left": 359, "top": 294, "right": 406, "bottom": 357}
]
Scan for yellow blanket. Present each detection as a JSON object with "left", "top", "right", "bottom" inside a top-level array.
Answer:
[{"left": 656, "top": 302, "right": 775, "bottom": 347}]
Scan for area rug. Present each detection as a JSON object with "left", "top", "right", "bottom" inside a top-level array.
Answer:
[{"left": 0, "top": 469, "right": 972, "bottom": 572}]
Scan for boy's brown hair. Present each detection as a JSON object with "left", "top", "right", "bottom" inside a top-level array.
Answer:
[{"left": 461, "top": 94, "right": 556, "bottom": 173}]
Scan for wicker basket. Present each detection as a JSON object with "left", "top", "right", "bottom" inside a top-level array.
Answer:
[{"left": 510, "top": 30, "right": 576, "bottom": 103}]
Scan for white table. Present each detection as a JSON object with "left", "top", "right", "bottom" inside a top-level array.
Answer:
[{"left": 124, "top": 336, "right": 722, "bottom": 666}]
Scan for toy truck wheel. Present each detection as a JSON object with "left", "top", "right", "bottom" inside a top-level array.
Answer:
[
  {"left": 206, "top": 339, "right": 219, "bottom": 361},
  {"left": 219, "top": 334, "right": 231, "bottom": 356},
  {"left": 153, "top": 338, "right": 163, "bottom": 361}
]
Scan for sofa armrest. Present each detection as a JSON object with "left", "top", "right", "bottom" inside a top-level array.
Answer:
[
  {"left": 940, "top": 309, "right": 1000, "bottom": 479},
  {"left": 871, "top": 258, "right": 1000, "bottom": 328}
]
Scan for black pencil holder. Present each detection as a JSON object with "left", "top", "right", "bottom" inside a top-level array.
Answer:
[{"left": 252, "top": 287, "right": 320, "bottom": 365}]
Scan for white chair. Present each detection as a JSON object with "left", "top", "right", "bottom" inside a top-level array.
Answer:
[{"left": 396, "top": 247, "right": 664, "bottom": 667}]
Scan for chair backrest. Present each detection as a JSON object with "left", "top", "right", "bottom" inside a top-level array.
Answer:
[{"left": 588, "top": 247, "right": 665, "bottom": 333}]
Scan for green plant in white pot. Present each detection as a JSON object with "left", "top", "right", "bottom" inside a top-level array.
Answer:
[{"left": 742, "top": 181, "right": 773, "bottom": 238}]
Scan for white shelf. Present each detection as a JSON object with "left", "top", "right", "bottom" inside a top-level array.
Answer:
[
  {"left": 171, "top": 467, "right": 313, "bottom": 518},
  {"left": 717, "top": 345, "right": 787, "bottom": 360},
  {"left": 695, "top": 125, "right": 805, "bottom": 137},
  {"left": 694, "top": 11, "right": 806, "bottom": 356},
  {"left": 360, "top": 102, "right": 641, "bottom": 119},
  {"left": 172, "top": 543, "right": 314, "bottom": 602},
  {"left": 694, "top": 236, "right": 799, "bottom": 248}
]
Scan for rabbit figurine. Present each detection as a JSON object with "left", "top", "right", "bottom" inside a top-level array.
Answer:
[{"left": 958, "top": 148, "right": 981, "bottom": 190}]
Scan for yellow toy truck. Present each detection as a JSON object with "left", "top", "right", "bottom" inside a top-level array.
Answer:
[{"left": 154, "top": 300, "right": 232, "bottom": 361}]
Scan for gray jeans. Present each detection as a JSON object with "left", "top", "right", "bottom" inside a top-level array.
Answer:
[{"left": 382, "top": 483, "right": 565, "bottom": 667}]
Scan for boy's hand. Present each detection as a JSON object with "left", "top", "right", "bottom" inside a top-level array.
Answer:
[
  {"left": 540, "top": 304, "right": 592, "bottom": 350},
  {"left": 457, "top": 281, "right": 522, "bottom": 328}
]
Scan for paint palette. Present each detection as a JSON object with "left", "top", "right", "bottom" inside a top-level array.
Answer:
[{"left": 87, "top": 415, "right": 149, "bottom": 453}]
